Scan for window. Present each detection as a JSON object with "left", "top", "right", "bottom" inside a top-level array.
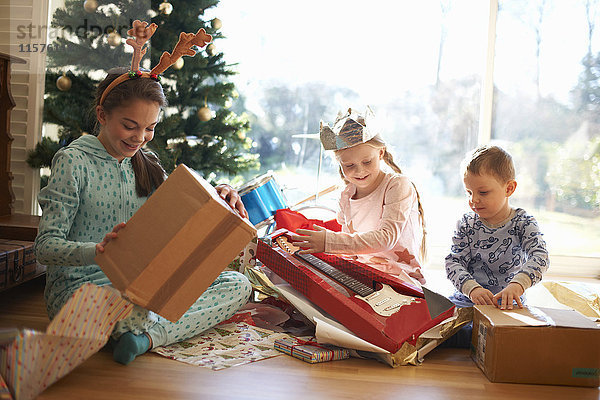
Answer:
[
  {"left": 493, "top": 0, "right": 600, "bottom": 262},
  {"left": 210, "top": 0, "right": 490, "bottom": 264},
  {"left": 202, "top": 2, "right": 599, "bottom": 274}
]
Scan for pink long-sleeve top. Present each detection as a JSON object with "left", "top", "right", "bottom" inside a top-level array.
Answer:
[{"left": 324, "top": 173, "right": 423, "bottom": 281}]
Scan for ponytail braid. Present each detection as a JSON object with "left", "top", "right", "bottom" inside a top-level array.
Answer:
[{"left": 383, "top": 149, "right": 427, "bottom": 262}]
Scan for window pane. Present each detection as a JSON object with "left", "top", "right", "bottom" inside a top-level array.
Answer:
[
  {"left": 494, "top": 0, "right": 600, "bottom": 259},
  {"left": 210, "top": 1, "right": 487, "bottom": 267}
]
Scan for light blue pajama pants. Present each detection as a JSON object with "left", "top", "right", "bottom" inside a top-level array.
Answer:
[{"left": 111, "top": 270, "right": 252, "bottom": 348}]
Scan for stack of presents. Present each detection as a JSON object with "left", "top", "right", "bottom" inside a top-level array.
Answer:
[{"left": 1, "top": 164, "right": 599, "bottom": 399}]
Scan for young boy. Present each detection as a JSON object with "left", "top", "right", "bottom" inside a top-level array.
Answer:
[{"left": 445, "top": 145, "right": 549, "bottom": 311}]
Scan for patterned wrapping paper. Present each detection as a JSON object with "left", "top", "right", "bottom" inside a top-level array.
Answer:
[
  {"left": 274, "top": 337, "right": 350, "bottom": 364},
  {"left": 0, "top": 284, "right": 133, "bottom": 400},
  {"left": 152, "top": 321, "right": 293, "bottom": 370},
  {"left": 0, "top": 373, "right": 11, "bottom": 400}
]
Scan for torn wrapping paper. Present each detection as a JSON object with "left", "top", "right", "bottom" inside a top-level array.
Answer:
[
  {"left": 274, "top": 337, "right": 350, "bottom": 363},
  {"left": 256, "top": 230, "right": 455, "bottom": 354},
  {"left": 274, "top": 282, "right": 472, "bottom": 367},
  {"left": 151, "top": 321, "right": 292, "bottom": 370},
  {"left": 0, "top": 374, "right": 10, "bottom": 400},
  {"left": 542, "top": 280, "right": 600, "bottom": 319},
  {"left": 244, "top": 261, "right": 471, "bottom": 366},
  {"left": 0, "top": 284, "right": 133, "bottom": 400}
]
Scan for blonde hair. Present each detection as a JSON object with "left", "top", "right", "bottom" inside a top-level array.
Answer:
[
  {"left": 461, "top": 145, "right": 515, "bottom": 184},
  {"left": 335, "top": 136, "right": 427, "bottom": 261}
]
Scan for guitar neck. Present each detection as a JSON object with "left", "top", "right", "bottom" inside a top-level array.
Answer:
[{"left": 296, "top": 253, "right": 374, "bottom": 297}]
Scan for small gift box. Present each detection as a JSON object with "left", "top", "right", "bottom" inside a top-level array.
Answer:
[{"left": 274, "top": 337, "right": 350, "bottom": 364}]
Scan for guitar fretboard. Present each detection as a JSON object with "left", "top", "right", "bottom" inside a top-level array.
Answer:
[{"left": 296, "top": 253, "right": 374, "bottom": 297}]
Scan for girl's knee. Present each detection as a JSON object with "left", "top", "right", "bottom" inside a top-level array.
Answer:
[{"left": 215, "top": 270, "right": 250, "bottom": 289}]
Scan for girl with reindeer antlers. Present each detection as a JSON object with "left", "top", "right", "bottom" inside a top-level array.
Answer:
[{"left": 35, "top": 20, "right": 252, "bottom": 365}]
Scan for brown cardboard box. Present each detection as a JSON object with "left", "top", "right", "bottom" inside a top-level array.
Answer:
[
  {"left": 471, "top": 305, "right": 600, "bottom": 387},
  {"left": 95, "top": 164, "right": 256, "bottom": 322}
]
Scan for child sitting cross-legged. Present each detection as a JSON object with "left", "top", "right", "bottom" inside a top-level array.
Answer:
[
  {"left": 446, "top": 145, "right": 550, "bottom": 309},
  {"left": 443, "top": 145, "right": 550, "bottom": 347}
]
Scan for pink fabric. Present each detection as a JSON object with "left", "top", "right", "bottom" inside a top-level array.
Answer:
[{"left": 325, "top": 173, "right": 424, "bottom": 283}]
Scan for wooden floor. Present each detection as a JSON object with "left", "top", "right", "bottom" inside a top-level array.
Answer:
[{"left": 1, "top": 277, "right": 598, "bottom": 400}]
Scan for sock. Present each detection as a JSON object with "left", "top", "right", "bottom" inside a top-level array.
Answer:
[{"left": 112, "top": 332, "right": 150, "bottom": 365}]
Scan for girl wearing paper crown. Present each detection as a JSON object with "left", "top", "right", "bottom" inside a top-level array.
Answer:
[
  {"left": 35, "top": 21, "right": 251, "bottom": 365},
  {"left": 290, "top": 107, "right": 427, "bottom": 286}
]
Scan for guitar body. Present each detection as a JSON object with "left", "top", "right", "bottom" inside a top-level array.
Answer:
[
  {"left": 354, "top": 283, "right": 418, "bottom": 317},
  {"left": 258, "top": 230, "right": 455, "bottom": 353}
]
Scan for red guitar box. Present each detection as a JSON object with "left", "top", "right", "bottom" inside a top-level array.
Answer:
[{"left": 256, "top": 229, "right": 455, "bottom": 354}]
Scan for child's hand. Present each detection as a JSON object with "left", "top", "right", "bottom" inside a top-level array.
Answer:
[
  {"left": 469, "top": 287, "right": 496, "bottom": 306},
  {"left": 493, "top": 282, "right": 524, "bottom": 310},
  {"left": 290, "top": 225, "right": 327, "bottom": 254},
  {"left": 96, "top": 222, "right": 126, "bottom": 255},
  {"left": 215, "top": 184, "right": 249, "bottom": 219}
]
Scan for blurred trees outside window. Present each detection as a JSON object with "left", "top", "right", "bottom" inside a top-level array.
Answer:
[{"left": 211, "top": 0, "right": 600, "bottom": 262}]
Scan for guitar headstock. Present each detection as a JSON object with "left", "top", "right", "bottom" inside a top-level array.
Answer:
[{"left": 275, "top": 235, "right": 301, "bottom": 254}]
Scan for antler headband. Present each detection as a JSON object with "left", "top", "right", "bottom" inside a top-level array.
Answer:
[{"left": 99, "top": 20, "right": 213, "bottom": 105}]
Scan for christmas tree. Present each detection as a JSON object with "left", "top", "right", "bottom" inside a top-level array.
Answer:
[{"left": 28, "top": 0, "right": 257, "bottom": 182}]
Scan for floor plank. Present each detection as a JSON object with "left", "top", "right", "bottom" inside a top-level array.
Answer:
[{"left": 1, "top": 277, "right": 598, "bottom": 400}]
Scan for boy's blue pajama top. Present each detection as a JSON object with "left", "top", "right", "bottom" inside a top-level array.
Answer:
[{"left": 445, "top": 208, "right": 549, "bottom": 307}]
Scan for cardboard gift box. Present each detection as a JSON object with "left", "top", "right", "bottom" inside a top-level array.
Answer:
[
  {"left": 256, "top": 229, "right": 455, "bottom": 355},
  {"left": 274, "top": 337, "right": 350, "bottom": 363},
  {"left": 0, "top": 239, "right": 45, "bottom": 291},
  {"left": 471, "top": 305, "right": 600, "bottom": 387},
  {"left": 96, "top": 164, "right": 256, "bottom": 322}
]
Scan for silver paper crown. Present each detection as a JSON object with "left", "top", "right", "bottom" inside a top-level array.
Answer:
[{"left": 319, "top": 107, "right": 379, "bottom": 150}]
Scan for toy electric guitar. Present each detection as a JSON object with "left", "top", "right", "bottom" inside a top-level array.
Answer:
[{"left": 275, "top": 236, "right": 417, "bottom": 317}]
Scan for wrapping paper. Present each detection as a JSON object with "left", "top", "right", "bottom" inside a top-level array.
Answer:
[
  {"left": 151, "top": 321, "right": 292, "bottom": 370},
  {"left": 542, "top": 280, "right": 600, "bottom": 319},
  {"left": 0, "top": 374, "right": 10, "bottom": 400},
  {"left": 272, "top": 282, "right": 472, "bottom": 367},
  {"left": 0, "top": 284, "right": 133, "bottom": 400},
  {"left": 256, "top": 230, "right": 454, "bottom": 354},
  {"left": 274, "top": 337, "right": 350, "bottom": 363}
]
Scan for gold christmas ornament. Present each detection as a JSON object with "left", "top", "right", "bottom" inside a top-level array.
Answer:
[
  {"left": 83, "top": 0, "right": 98, "bottom": 13},
  {"left": 159, "top": 1, "right": 173, "bottom": 15},
  {"left": 206, "top": 43, "right": 216, "bottom": 56},
  {"left": 107, "top": 31, "right": 122, "bottom": 47},
  {"left": 197, "top": 106, "right": 212, "bottom": 121},
  {"left": 173, "top": 57, "right": 184, "bottom": 70},
  {"left": 211, "top": 18, "right": 222, "bottom": 30},
  {"left": 56, "top": 74, "right": 72, "bottom": 91}
]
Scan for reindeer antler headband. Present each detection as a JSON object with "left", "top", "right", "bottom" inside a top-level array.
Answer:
[{"left": 99, "top": 20, "right": 213, "bottom": 105}]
